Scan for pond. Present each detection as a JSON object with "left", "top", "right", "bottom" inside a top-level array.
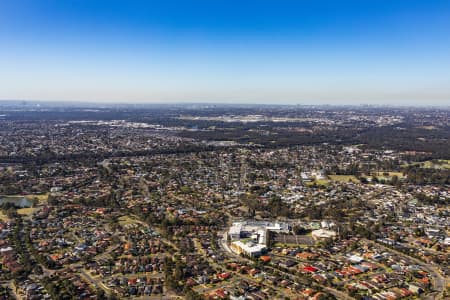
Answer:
[{"left": 0, "top": 196, "right": 33, "bottom": 208}]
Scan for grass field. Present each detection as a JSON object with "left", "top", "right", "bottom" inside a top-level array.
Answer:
[
  {"left": 306, "top": 179, "right": 331, "bottom": 187},
  {"left": 403, "top": 160, "right": 450, "bottom": 170},
  {"left": 2, "top": 193, "right": 48, "bottom": 204},
  {"left": 377, "top": 172, "right": 404, "bottom": 177},
  {"left": 118, "top": 215, "right": 139, "bottom": 226},
  {"left": 0, "top": 211, "right": 9, "bottom": 222},
  {"left": 374, "top": 172, "right": 405, "bottom": 180},
  {"left": 24, "top": 193, "right": 49, "bottom": 203},
  {"left": 423, "top": 160, "right": 450, "bottom": 169},
  {"left": 17, "top": 207, "right": 38, "bottom": 216},
  {"left": 328, "top": 175, "right": 360, "bottom": 183},
  {"left": 315, "top": 179, "right": 331, "bottom": 185}
]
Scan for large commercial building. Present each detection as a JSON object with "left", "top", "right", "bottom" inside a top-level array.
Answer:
[
  {"left": 230, "top": 241, "right": 266, "bottom": 257},
  {"left": 228, "top": 220, "right": 290, "bottom": 256}
]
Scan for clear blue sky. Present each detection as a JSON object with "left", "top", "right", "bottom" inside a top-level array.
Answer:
[{"left": 1, "top": 0, "right": 449, "bottom": 105}]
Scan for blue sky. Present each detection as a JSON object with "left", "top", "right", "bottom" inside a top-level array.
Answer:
[{"left": 1, "top": 0, "right": 449, "bottom": 105}]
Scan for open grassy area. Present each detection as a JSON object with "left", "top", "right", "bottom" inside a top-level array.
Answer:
[
  {"left": 306, "top": 179, "right": 331, "bottom": 187},
  {"left": 374, "top": 172, "right": 406, "bottom": 181},
  {"left": 423, "top": 160, "right": 450, "bottom": 169},
  {"left": 17, "top": 207, "right": 38, "bottom": 216},
  {"left": 328, "top": 175, "right": 360, "bottom": 183},
  {"left": 239, "top": 238, "right": 253, "bottom": 244},
  {"left": 118, "top": 215, "right": 139, "bottom": 226},
  {"left": 314, "top": 179, "right": 331, "bottom": 186},
  {"left": 0, "top": 211, "right": 10, "bottom": 222},
  {"left": 24, "top": 193, "right": 49, "bottom": 204},
  {"left": 2, "top": 193, "right": 48, "bottom": 205},
  {"left": 375, "top": 172, "right": 405, "bottom": 177},
  {"left": 403, "top": 160, "right": 450, "bottom": 170}
]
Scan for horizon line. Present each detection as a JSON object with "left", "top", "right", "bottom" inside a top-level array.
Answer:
[{"left": 0, "top": 99, "right": 449, "bottom": 109}]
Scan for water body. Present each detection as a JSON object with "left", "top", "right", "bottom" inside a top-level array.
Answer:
[{"left": 0, "top": 196, "right": 32, "bottom": 208}]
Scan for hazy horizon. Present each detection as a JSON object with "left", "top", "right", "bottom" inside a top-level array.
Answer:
[
  {"left": 1, "top": 1, "right": 450, "bottom": 106},
  {"left": 1, "top": 99, "right": 449, "bottom": 108}
]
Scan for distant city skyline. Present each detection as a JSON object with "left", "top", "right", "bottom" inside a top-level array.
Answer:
[{"left": 1, "top": 1, "right": 450, "bottom": 106}]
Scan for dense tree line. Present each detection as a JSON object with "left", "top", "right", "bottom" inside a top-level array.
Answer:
[
  {"left": 0, "top": 144, "right": 221, "bottom": 165},
  {"left": 405, "top": 167, "right": 450, "bottom": 185}
]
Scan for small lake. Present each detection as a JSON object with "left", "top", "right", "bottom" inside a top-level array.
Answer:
[{"left": 0, "top": 196, "right": 33, "bottom": 208}]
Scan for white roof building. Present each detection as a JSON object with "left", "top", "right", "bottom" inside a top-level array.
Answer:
[
  {"left": 230, "top": 241, "right": 266, "bottom": 257},
  {"left": 311, "top": 229, "right": 337, "bottom": 239},
  {"left": 228, "top": 220, "right": 290, "bottom": 245}
]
